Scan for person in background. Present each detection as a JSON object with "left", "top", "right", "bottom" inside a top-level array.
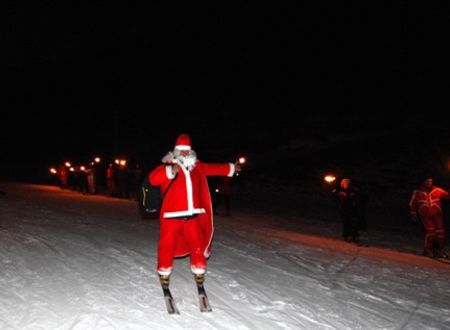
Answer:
[
  {"left": 409, "top": 176, "right": 450, "bottom": 259},
  {"left": 117, "top": 161, "right": 130, "bottom": 199},
  {"left": 106, "top": 163, "right": 117, "bottom": 197},
  {"left": 59, "top": 165, "right": 69, "bottom": 189},
  {"left": 78, "top": 166, "right": 89, "bottom": 194},
  {"left": 132, "top": 163, "right": 144, "bottom": 201},
  {"left": 332, "top": 178, "right": 364, "bottom": 243},
  {"left": 149, "top": 133, "right": 241, "bottom": 287},
  {"left": 212, "top": 176, "right": 233, "bottom": 216},
  {"left": 86, "top": 165, "right": 97, "bottom": 194}
]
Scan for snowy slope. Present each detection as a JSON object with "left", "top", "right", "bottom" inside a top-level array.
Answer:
[{"left": 1, "top": 182, "right": 450, "bottom": 330}]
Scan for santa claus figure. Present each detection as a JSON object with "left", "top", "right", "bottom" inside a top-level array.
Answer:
[{"left": 149, "top": 133, "right": 239, "bottom": 284}]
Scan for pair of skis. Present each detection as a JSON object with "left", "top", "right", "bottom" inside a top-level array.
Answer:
[{"left": 161, "top": 275, "right": 212, "bottom": 314}]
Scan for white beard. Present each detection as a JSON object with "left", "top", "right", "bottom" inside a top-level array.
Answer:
[{"left": 175, "top": 150, "right": 197, "bottom": 171}]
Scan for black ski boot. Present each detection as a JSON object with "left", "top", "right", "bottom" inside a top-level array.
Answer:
[{"left": 160, "top": 274, "right": 170, "bottom": 288}]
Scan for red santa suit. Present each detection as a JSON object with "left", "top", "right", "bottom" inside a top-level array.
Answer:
[
  {"left": 409, "top": 184, "right": 449, "bottom": 254},
  {"left": 149, "top": 134, "right": 236, "bottom": 276}
]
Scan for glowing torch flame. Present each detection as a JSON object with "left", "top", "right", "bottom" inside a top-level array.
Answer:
[
  {"left": 238, "top": 157, "right": 246, "bottom": 165},
  {"left": 324, "top": 175, "right": 336, "bottom": 184},
  {"left": 65, "top": 162, "right": 71, "bottom": 167},
  {"left": 120, "top": 160, "right": 127, "bottom": 166},
  {"left": 49, "top": 168, "right": 57, "bottom": 174},
  {"left": 94, "top": 157, "right": 101, "bottom": 163}
]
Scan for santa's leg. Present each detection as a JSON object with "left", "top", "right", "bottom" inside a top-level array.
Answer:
[
  {"left": 183, "top": 220, "right": 207, "bottom": 274},
  {"left": 157, "top": 220, "right": 182, "bottom": 275}
]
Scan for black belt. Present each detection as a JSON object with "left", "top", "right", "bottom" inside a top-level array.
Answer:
[{"left": 173, "top": 215, "right": 198, "bottom": 220}]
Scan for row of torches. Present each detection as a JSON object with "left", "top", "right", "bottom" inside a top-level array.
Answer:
[
  {"left": 50, "top": 156, "right": 345, "bottom": 190},
  {"left": 49, "top": 157, "right": 127, "bottom": 175},
  {"left": 50, "top": 156, "right": 248, "bottom": 175}
]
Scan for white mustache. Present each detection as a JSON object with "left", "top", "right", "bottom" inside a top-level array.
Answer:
[{"left": 176, "top": 154, "right": 197, "bottom": 170}]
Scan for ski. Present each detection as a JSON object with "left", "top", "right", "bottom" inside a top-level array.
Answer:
[
  {"left": 162, "top": 286, "right": 179, "bottom": 314},
  {"left": 160, "top": 276, "right": 179, "bottom": 314},
  {"left": 195, "top": 275, "right": 212, "bottom": 312},
  {"left": 431, "top": 256, "right": 450, "bottom": 265}
]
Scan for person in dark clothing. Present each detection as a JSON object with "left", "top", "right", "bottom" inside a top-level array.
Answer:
[
  {"left": 86, "top": 165, "right": 97, "bottom": 194},
  {"left": 332, "top": 178, "right": 364, "bottom": 243},
  {"left": 117, "top": 162, "right": 130, "bottom": 199},
  {"left": 106, "top": 163, "right": 118, "bottom": 197},
  {"left": 132, "top": 163, "right": 144, "bottom": 201},
  {"left": 212, "top": 176, "right": 233, "bottom": 216},
  {"left": 78, "top": 166, "right": 89, "bottom": 194}
]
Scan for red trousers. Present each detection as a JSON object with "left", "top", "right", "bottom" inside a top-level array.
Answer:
[
  {"left": 421, "top": 214, "right": 445, "bottom": 253},
  {"left": 157, "top": 218, "right": 206, "bottom": 275}
]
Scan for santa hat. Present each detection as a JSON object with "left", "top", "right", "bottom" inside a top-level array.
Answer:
[{"left": 174, "top": 134, "right": 191, "bottom": 151}]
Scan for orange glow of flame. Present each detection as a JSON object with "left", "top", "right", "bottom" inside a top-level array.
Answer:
[
  {"left": 120, "top": 160, "right": 127, "bottom": 166},
  {"left": 69, "top": 167, "right": 75, "bottom": 172},
  {"left": 238, "top": 157, "right": 246, "bottom": 164},
  {"left": 324, "top": 175, "right": 336, "bottom": 183},
  {"left": 65, "top": 162, "right": 71, "bottom": 167},
  {"left": 49, "top": 168, "right": 57, "bottom": 174},
  {"left": 80, "top": 166, "right": 86, "bottom": 171},
  {"left": 115, "top": 159, "right": 120, "bottom": 164},
  {"left": 94, "top": 157, "right": 101, "bottom": 163}
]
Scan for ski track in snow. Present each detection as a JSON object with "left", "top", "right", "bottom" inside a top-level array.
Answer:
[{"left": 1, "top": 183, "right": 450, "bottom": 330}]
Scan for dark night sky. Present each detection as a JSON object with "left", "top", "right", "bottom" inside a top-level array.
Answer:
[{"left": 1, "top": 3, "right": 449, "bottom": 181}]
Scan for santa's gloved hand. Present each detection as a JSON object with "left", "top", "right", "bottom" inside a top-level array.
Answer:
[{"left": 162, "top": 152, "right": 176, "bottom": 164}]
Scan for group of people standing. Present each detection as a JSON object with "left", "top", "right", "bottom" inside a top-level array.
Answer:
[
  {"left": 105, "top": 162, "right": 143, "bottom": 199},
  {"left": 55, "top": 133, "right": 449, "bottom": 292},
  {"left": 57, "top": 161, "right": 144, "bottom": 200},
  {"left": 331, "top": 175, "right": 449, "bottom": 259},
  {"left": 58, "top": 164, "right": 98, "bottom": 194},
  {"left": 148, "top": 133, "right": 450, "bottom": 290}
]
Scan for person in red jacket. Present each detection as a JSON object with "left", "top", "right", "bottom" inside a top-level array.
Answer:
[
  {"left": 149, "top": 133, "right": 240, "bottom": 285},
  {"left": 106, "top": 163, "right": 117, "bottom": 197},
  {"left": 409, "top": 176, "right": 450, "bottom": 258}
]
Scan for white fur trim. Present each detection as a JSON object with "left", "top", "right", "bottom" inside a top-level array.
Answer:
[
  {"left": 191, "top": 267, "right": 206, "bottom": 275},
  {"left": 175, "top": 145, "right": 191, "bottom": 150},
  {"left": 227, "top": 163, "right": 235, "bottom": 177},
  {"left": 163, "top": 208, "right": 206, "bottom": 218},
  {"left": 158, "top": 268, "right": 172, "bottom": 276},
  {"left": 180, "top": 163, "right": 195, "bottom": 212},
  {"left": 165, "top": 165, "right": 175, "bottom": 179}
]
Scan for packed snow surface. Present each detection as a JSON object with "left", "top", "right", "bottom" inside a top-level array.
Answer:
[{"left": 1, "top": 183, "right": 449, "bottom": 330}]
